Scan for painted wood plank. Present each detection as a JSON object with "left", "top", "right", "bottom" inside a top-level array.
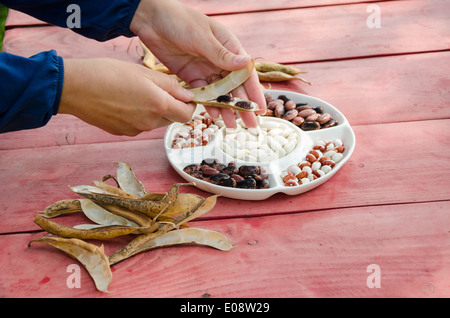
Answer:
[
  {"left": 1, "top": 51, "right": 448, "bottom": 150},
  {"left": 1, "top": 200, "right": 448, "bottom": 297},
  {"left": 181, "top": 0, "right": 393, "bottom": 15},
  {"left": 0, "top": 114, "right": 167, "bottom": 151},
  {"left": 3, "top": 27, "right": 143, "bottom": 61},
  {"left": 3, "top": 0, "right": 450, "bottom": 64},
  {"left": 1, "top": 119, "right": 449, "bottom": 234},
  {"left": 262, "top": 51, "right": 450, "bottom": 126},
  {"left": 4, "top": 0, "right": 393, "bottom": 27},
  {"left": 219, "top": 0, "right": 450, "bottom": 64}
]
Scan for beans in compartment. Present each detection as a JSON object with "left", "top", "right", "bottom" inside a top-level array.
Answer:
[
  {"left": 171, "top": 111, "right": 219, "bottom": 148},
  {"left": 221, "top": 119, "right": 299, "bottom": 162},
  {"left": 183, "top": 159, "right": 270, "bottom": 189},
  {"left": 264, "top": 93, "right": 338, "bottom": 130},
  {"left": 281, "top": 139, "right": 345, "bottom": 186}
]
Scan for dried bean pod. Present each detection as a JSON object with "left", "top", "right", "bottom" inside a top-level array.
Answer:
[{"left": 282, "top": 109, "right": 298, "bottom": 121}]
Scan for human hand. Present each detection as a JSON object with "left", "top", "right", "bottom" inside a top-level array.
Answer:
[
  {"left": 58, "top": 58, "right": 195, "bottom": 136},
  {"left": 130, "top": 0, "right": 266, "bottom": 128}
]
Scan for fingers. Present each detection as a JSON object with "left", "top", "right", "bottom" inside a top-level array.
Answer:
[
  {"left": 244, "top": 70, "right": 267, "bottom": 116},
  {"left": 147, "top": 71, "right": 196, "bottom": 123},
  {"left": 202, "top": 22, "right": 251, "bottom": 72}
]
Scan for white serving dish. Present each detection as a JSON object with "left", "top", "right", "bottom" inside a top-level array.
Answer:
[{"left": 164, "top": 90, "right": 355, "bottom": 200}]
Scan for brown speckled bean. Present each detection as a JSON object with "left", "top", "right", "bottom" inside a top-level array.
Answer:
[
  {"left": 297, "top": 109, "right": 317, "bottom": 118},
  {"left": 282, "top": 109, "right": 298, "bottom": 121},
  {"left": 306, "top": 113, "right": 321, "bottom": 122},
  {"left": 291, "top": 116, "right": 305, "bottom": 126},
  {"left": 274, "top": 104, "right": 285, "bottom": 118},
  {"left": 317, "top": 113, "right": 331, "bottom": 125},
  {"left": 267, "top": 100, "right": 282, "bottom": 110},
  {"left": 284, "top": 100, "right": 297, "bottom": 110}
]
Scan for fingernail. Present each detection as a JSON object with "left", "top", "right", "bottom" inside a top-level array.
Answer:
[
  {"left": 234, "top": 55, "right": 251, "bottom": 65},
  {"left": 183, "top": 89, "right": 194, "bottom": 100}
]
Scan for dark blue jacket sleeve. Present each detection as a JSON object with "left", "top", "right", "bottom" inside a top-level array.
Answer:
[
  {"left": 0, "top": 0, "right": 142, "bottom": 41},
  {"left": 0, "top": 1, "right": 142, "bottom": 133},
  {"left": 0, "top": 50, "right": 64, "bottom": 133}
]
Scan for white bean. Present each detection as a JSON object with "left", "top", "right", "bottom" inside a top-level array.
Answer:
[
  {"left": 314, "top": 139, "right": 326, "bottom": 146},
  {"left": 245, "top": 141, "right": 260, "bottom": 150},
  {"left": 209, "top": 124, "right": 219, "bottom": 132},
  {"left": 283, "top": 141, "right": 296, "bottom": 154},
  {"left": 321, "top": 165, "right": 332, "bottom": 174},
  {"left": 311, "top": 161, "right": 321, "bottom": 171},
  {"left": 273, "top": 135, "right": 288, "bottom": 146},
  {"left": 333, "top": 139, "right": 343, "bottom": 147},
  {"left": 288, "top": 165, "right": 302, "bottom": 175},
  {"left": 323, "top": 150, "right": 337, "bottom": 157},
  {"left": 332, "top": 152, "right": 344, "bottom": 163},
  {"left": 236, "top": 131, "right": 247, "bottom": 144},
  {"left": 300, "top": 178, "right": 310, "bottom": 184},
  {"left": 302, "top": 166, "right": 312, "bottom": 174},
  {"left": 260, "top": 121, "right": 280, "bottom": 130}
]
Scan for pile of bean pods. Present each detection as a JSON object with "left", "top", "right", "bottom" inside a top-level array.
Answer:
[{"left": 29, "top": 162, "right": 233, "bottom": 292}]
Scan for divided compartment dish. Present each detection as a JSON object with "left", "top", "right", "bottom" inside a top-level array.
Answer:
[{"left": 164, "top": 90, "right": 356, "bottom": 200}]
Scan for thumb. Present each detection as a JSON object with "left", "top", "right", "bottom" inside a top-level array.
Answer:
[{"left": 204, "top": 38, "right": 251, "bottom": 72}]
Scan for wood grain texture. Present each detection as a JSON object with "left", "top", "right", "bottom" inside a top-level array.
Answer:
[
  {"left": 4, "top": 0, "right": 393, "bottom": 27},
  {"left": 4, "top": 0, "right": 450, "bottom": 64},
  {"left": 1, "top": 119, "right": 449, "bottom": 234},
  {"left": 3, "top": 27, "right": 142, "bottom": 61},
  {"left": 1, "top": 200, "right": 448, "bottom": 297},
  {"left": 0, "top": 114, "right": 166, "bottom": 150}
]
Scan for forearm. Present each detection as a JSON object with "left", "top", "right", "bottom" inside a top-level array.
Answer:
[
  {"left": 0, "top": 51, "right": 64, "bottom": 133},
  {"left": 1, "top": 0, "right": 141, "bottom": 41}
]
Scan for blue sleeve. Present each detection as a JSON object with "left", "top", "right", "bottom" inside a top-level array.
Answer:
[
  {"left": 0, "top": 50, "right": 64, "bottom": 133},
  {"left": 0, "top": 0, "right": 142, "bottom": 41}
]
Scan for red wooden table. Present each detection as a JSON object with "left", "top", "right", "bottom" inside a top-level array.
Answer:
[{"left": 1, "top": 0, "right": 449, "bottom": 298}]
